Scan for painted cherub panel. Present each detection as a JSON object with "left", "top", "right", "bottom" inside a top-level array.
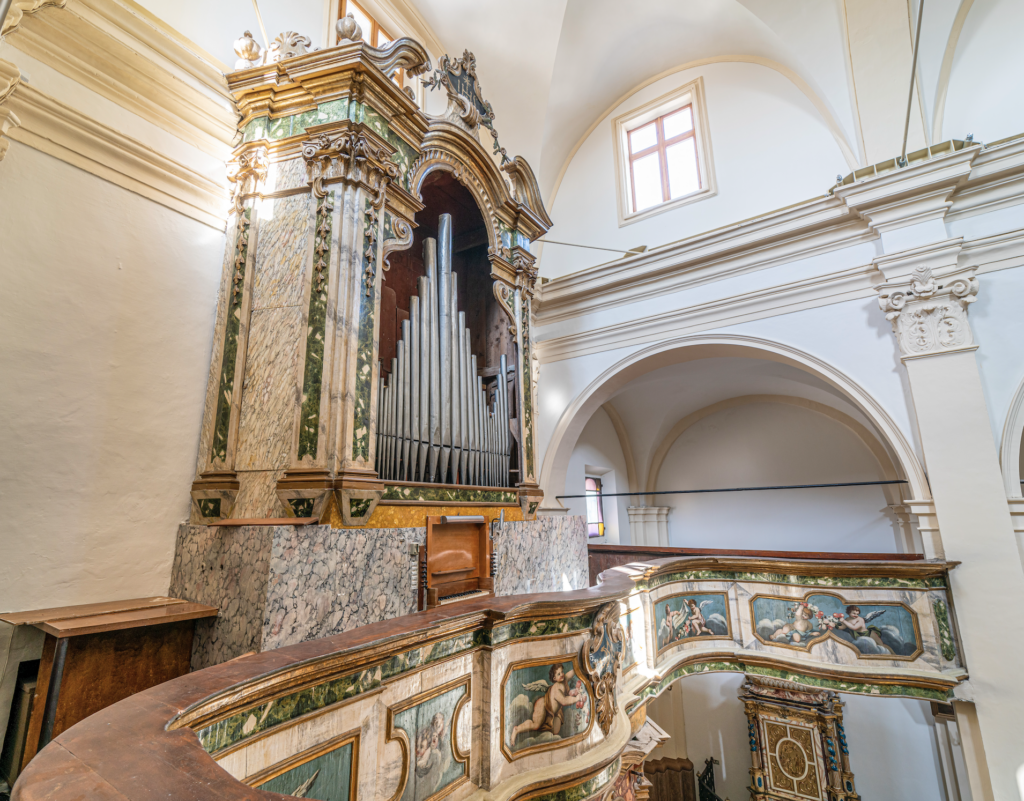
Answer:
[
  {"left": 753, "top": 594, "right": 920, "bottom": 658},
  {"left": 392, "top": 683, "right": 467, "bottom": 801},
  {"left": 504, "top": 658, "right": 592, "bottom": 756},
  {"left": 655, "top": 592, "right": 730, "bottom": 653},
  {"left": 620, "top": 606, "right": 642, "bottom": 670},
  {"left": 254, "top": 736, "right": 356, "bottom": 801}
]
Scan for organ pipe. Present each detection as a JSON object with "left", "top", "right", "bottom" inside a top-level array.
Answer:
[{"left": 377, "top": 213, "right": 511, "bottom": 487}]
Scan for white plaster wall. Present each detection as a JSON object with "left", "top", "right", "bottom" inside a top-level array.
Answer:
[
  {"left": 564, "top": 407, "right": 629, "bottom": 544},
  {"left": 653, "top": 403, "right": 897, "bottom": 552},
  {"left": 676, "top": 673, "right": 947, "bottom": 801},
  {"left": 942, "top": 0, "right": 1024, "bottom": 144},
  {"left": 841, "top": 694, "right": 947, "bottom": 801},
  {"left": 678, "top": 672, "right": 750, "bottom": 801},
  {"left": 0, "top": 142, "right": 224, "bottom": 611},
  {"left": 135, "top": 0, "right": 325, "bottom": 68},
  {"left": 540, "top": 62, "right": 848, "bottom": 280}
]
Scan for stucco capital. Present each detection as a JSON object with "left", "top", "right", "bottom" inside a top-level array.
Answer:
[{"left": 875, "top": 264, "right": 980, "bottom": 360}]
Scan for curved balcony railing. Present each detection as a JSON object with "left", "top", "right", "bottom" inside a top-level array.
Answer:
[{"left": 13, "top": 555, "right": 963, "bottom": 801}]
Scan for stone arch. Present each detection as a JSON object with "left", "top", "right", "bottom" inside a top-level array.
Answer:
[
  {"left": 539, "top": 334, "right": 929, "bottom": 511},
  {"left": 999, "top": 373, "right": 1024, "bottom": 498},
  {"left": 643, "top": 395, "right": 902, "bottom": 504}
]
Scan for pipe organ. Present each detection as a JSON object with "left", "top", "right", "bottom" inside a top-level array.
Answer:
[
  {"left": 189, "top": 36, "right": 552, "bottom": 527},
  {"left": 376, "top": 215, "right": 511, "bottom": 486}
]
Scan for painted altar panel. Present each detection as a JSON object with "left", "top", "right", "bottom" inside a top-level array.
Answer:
[
  {"left": 388, "top": 678, "right": 470, "bottom": 801},
  {"left": 751, "top": 593, "right": 921, "bottom": 659},
  {"left": 654, "top": 592, "right": 731, "bottom": 655},
  {"left": 620, "top": 598, "right": 645, "bottom": 671},
  {"left": 501, "top": 655, "right": 593, "bottom": 760},
  {"left": 760, "top": 715, "right": 827, "bottom": 801}
]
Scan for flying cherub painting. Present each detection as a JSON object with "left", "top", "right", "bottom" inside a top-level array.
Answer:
[
  {"left": 503, "top": 658, "right": 592, "bottom": 756},
  {"left": 654, "top": 593, "right": 730, "bottom": 654},
  {"left": 392, "top": 682, "right": 467, "bottom": 801},
  {"left": 753, "top": 593, "right": 921, "bottom": 658}
]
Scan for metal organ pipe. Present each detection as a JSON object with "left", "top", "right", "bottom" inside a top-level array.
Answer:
[{"left": 377, "top": 213, "right": 511, "bottom": 487}]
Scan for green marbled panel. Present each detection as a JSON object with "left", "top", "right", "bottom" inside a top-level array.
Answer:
[
  {"left": 530, "top": 760, "right": 620, "bottom": 801},
  {"left": 380, "top": 485, "right": 518, "bottom": 503},
  {"left": 490, "top": 613, "right": 593, "bottom": 646},
  {"left": 197, "top": 499, "right": 221, "bottom": 518},
  {"left": 932, "top": 598, "right": 957, "bottom": 661},
  {"left": 514, "top": 230, "right": 532, "bottom": 250},
  {"left": 298, "top": 192, "right": 334, "bottom": 461},
  {"left": 197, "top": 667, "right": 381, "bottom": 754},
  {"left": 268, "top": 115, "right": 294, "bottom": 140},
  {"left": 351, "top": 199, "right": 378, "bottom": 463},
  {"left": 639, "top": 570, "right": 943, "bottom": 591},
  {"left": 211, "top": 207, "right": 252, "bottom": 463},
  {"left": 520, "top": 294, "right": 535, "bottom": 478},
  {"left": 496, "top": 220, "right": 513, "bottom": 251},
  {"left": 632, "top": 661, "right": 952, "bottom": 707}
]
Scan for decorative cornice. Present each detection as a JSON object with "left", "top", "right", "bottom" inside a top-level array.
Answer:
[
  {"left": 0, "top": 0, "right": 66, "bottom": 36},
  {"left": 4, "top": 0, "right": 237, "bottom": 158},
  {"left": 875, "top": 264, "right": 980, "bottom": 360},
  {"left": 6, "top": 82, "right": 229, "bottom": 228},
  {"left": 0, "top": 59, "right": 22, "bottom": 162}
]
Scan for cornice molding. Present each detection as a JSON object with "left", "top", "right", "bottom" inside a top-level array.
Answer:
[
  {"left": 0, "top": 59, "right": 21, "bottom": 161},
  {"left": 5, "top": 0, "right": 237, "bottom": 159},
  {"left": 538, "top": 135, "right": 1024, "bottom": 328},
  {"left": 6, "top": 82, "right": 229, "bottom": 228},
  {"left": 535, "top": 228, "right": 1024, "bottom": 366},
  {"left": 536, "top": 197, "right": 873, "bottom": 325}
]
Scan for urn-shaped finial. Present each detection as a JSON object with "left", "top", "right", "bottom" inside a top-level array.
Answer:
[
  {"left": 336, "top": 13, "right": 363, "bottom": 43},
  {"left": 233, "top": 30, "right": 262, "bottom": 70}
]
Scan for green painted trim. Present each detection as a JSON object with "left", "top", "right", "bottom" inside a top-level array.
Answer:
[
  {"left": 240, "top": 98, "right": 418, "bottom": 191},
  {"left": 631, "top": 661, "right": 953, "bottom": 708},
  {"left": 298, "top": 192, "right": 334, "bottom": 461},
  {"left": 197, "top": 498, "right": 221, "bottom": 518},
  {"left": 520, "top": 293, "right": 535, "bottom": 478},
  {"left": 638, "top": 570, "right": 944, "bottom": 591},
  {"left": 211, "top": 207, "right": 251, "bottom": 463},
  {"left": 933, "top": 598, "right": 957, "bottom": 662},
  {"left": 351, "top": 198, "right": 378, "bottom": 463},
  {"left": 381, "top": 484, "right": 518, "bottom": 503}
]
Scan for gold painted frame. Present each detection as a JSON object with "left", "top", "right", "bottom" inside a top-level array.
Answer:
[
  {"left": 749, "top": 591, "right": 924, "bottom": 661},
  {"left": 653, "top": 590, "right": 733, "bottom": 657},
  {"left": 499, "top": 653, "right": 595, "bottom": 762},
  {"left": 384, "top": 675, "right": 471, "bottom": 801},
  {"left": 243, "top": 728, "right": 360, "bottom": 798}
]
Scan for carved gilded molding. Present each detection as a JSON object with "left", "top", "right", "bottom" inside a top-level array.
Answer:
[
  {"left": 301, "top": 128, "right": 399, "bottom": 198},
  {"left": 0, "top": 59, "right": 22, "bottom": 162},
  {"left": 0, "top": 0, "right": 66, "bottom": 37},
  {"left": 875, "top": 265, "right": 980, "bottom": 360},
  {"left": 580, "top": 603, "right": 625, "bottom": 736}
]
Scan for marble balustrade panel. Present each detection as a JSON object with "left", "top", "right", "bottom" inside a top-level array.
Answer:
[{"left": 493, "top": 516, "right": 588, "bottom": 595}]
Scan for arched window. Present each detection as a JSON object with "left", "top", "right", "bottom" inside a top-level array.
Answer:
[{"left": 585, "top": 477, "right": 605, "bottom": 538}]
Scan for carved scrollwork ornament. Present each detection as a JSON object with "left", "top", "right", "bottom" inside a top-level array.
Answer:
[
  {"left": 228, "top": 147, "right": 269, "bottom": 211},
  {"left": 301, "top": 130, "right": 399, "bottom": 198},
  {"left": 493, "top": 281, "right": 517, "bottom": 336},
  {"left": 580, "top": 603, "right": 625, "bottom": 735},
  {"left": 875, "top": 265, "right": 980, "bottom": 359},
  {"left": 382, "top": 216, "right": 413, "bottom": 272}
]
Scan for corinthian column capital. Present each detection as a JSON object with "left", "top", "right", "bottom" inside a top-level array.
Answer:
[{"left": 874, "top": 265, "right": 980, "bottom": 360}]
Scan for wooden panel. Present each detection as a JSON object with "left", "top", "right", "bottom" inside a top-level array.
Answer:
[
  {"left": 0, "top": 597, "right": 183, "bottom": 626},
  {"left": 20, "top": 635, "right": 57, "bottom": 769},
  {"left": 50, "top": 621, "right": 194, "bottom": 740},
  {"left": 588, "top": 545, "right": 924, "bottom": 586},
  {"left": 425, "top": 516, "right": 490, "bottom": 605},
  {"left": 35, "top": 603, "right": 218, "bottom": 638},
  {"left": 646, "top": 757, "right": 696, "bottom": 801}
]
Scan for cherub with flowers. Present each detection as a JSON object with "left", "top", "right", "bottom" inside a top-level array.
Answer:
[{"left": 769, "top": 601, "right": 822, "bottom": 643}]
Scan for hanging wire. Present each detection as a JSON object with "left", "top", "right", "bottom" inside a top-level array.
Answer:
[
  {"left": 900, "top": 0, "right": 925, "bottom": 165},
  {"left": 556, "top": 479, "right": 907, "bottom": 500}
]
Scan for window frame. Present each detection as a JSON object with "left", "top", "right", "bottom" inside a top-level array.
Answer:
[
  {"left": 585, "top": 476, "right": 605, "bottom": 538},
  {"left": 612, "top": 77, "right": 717, "bottom": 226}
]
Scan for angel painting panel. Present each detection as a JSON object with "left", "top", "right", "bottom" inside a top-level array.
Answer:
[
  {"left": 391, "top": 680, "right": 468, "bottom": 801},
  {"left": 503, "top": 657, "right": 592, "bottom": 757},
  {"left": 654, "top": 592, "right": 730, "bottom": 654},
  {"left": 752, "top": 593, "right": 921, "bottom": 659}
]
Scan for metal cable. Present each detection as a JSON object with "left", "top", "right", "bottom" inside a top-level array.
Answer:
[
  {"left": 556, "top": 479, "right": 907, "bottom": 500},
  {"left": 901, "top": 0, "right": 925, "bottom": 164}
]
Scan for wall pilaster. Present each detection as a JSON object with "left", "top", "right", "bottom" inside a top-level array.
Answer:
[{"left": 874, "top": 251, "right": 1022, "bottom": 798}]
